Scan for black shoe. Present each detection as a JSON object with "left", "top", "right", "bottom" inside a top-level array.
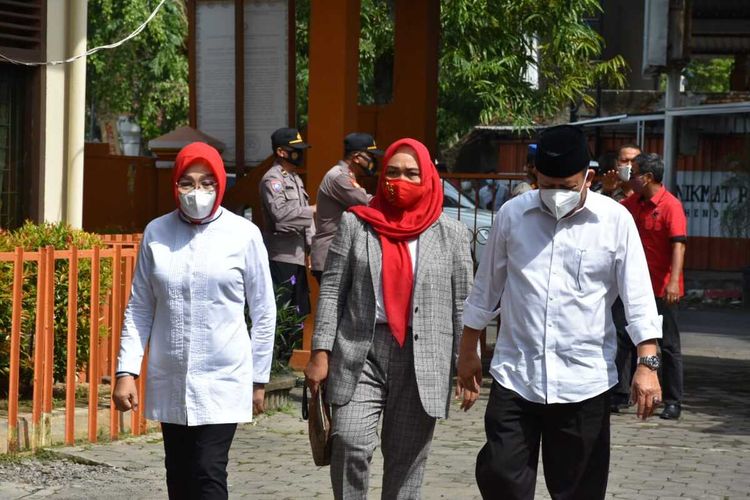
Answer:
[{"left": 661, "top": 403, "right": 682, "bottom": 420}]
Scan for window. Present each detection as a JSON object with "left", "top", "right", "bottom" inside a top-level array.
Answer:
[
  {"left": 0, "top": 0, "right": 43, "bottom": 54},
  {"left": 0, "top": 66, "right": 28, "bottom": 229}
]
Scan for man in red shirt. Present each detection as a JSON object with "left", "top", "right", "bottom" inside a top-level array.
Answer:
[{"left": 622, "top": 153, "right": 687, "bottom": 419}]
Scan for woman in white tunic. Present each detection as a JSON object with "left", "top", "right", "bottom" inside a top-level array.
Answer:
[{"left": 113, "top": 142, "right": 276, "bottom": 499}]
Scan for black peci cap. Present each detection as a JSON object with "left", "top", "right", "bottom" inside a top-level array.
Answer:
[
  {"left": 344, "top": 132, "right": 384, "bottom": 156},
  {"left": 535, "top": 125, "right": 590, "bottom": 178},
  {"left": 271, "top": 128, "right": 310, "bottom": 150}
]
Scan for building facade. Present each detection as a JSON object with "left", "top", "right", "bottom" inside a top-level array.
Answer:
[{"left": 0, "top": 0, "right": 87, "bottom": 229}]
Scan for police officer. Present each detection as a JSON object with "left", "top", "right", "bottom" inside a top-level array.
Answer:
[
  {"left": 310, "top": 132, "right": 382, "bottom": 283},
  {"left": 260, "top": 127, "right": 315, "bottom": 316}
]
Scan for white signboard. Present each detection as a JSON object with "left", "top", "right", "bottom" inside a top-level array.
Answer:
[
  {"left": 675, "top": 170, "right": 749, "bottom": 238},
  {"left": 196, "top": 1, "right": 236, "bottom": 163},
  {"left": 243, "top": 0, "right": 289, "bottom": 164}
]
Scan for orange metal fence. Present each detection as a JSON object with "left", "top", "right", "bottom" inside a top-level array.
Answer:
[{"left": 1, "top": 235, "right": 147, "bottom": 453}]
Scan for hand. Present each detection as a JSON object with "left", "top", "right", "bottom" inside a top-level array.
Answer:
[
  {"left": 304, "top": 350, "right": 329, "bottom": 395},
  {"left": 112, "top": 376, "right": 139, "bottom": 412},
  {"left": 602, "top": 170, "right": 621, "bottom": 193},
  {"left": 631, "top": 365, "right": 662, "bottom": 420},
  {"left": 253, "top": 385, "right": 266, "bottom": 415},
  {"left": 664, "top": 281, "right": 680, "bottom": 305},
  {"left": 456, "top": 337, "right": 482, "bottom": 411}
]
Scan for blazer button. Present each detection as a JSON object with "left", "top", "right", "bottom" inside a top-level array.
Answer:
[
  {"left": 414, "top": 334, "right": 419, "bottom": 341},
  {"left": 414, "top": 306, "right": 419, "bottom": 313}
]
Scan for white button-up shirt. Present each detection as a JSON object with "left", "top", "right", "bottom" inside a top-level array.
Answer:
[
  {"left": 464, "top": 190, "right": 662, "bottom": 404},
  {"left": 117, "top": 208, "right": 276, "bottom": 425}
]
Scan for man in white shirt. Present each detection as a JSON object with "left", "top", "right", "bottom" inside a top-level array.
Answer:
[{"left": 455, "top": 125, "right": 663, "bottom": 500}]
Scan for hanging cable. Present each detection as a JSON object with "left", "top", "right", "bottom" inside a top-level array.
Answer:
[{"left": 0, "top": 0, "right": 170, "bottom": 67}]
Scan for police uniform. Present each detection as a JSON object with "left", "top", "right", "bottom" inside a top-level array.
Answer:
[
  {"left": 259, "top": 128, "right": 314, "bottom": 315},
  {"left": 310, "top": 133, "right": 382, "bottom": 281}
]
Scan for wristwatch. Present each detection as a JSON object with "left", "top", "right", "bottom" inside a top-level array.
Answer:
[{"left": 637, "top": 355, "right": 661, "bottom": 370}]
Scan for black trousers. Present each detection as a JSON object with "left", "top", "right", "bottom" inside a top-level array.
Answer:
[
  {"left": 612, "top": 297, "right": 635, "bottom": 401},
  {"left": 612, "top": 297, "right": 683, "bottom": 405},
  {"left": 161, "top": 422, "right": 237, "bottom": 500},
  {"left": 476, "top": 382, "right": 611, "bottom": 500},
  {"left": 269, "top": 260, "right": 310, "bottom": 316},
  {"left": 656, "top": 298, "right": 683, "bottom": 405}
]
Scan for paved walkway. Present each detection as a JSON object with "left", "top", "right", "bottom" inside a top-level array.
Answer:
[{"left": 1, "top": 310, "right": 749, "bottom": 499}]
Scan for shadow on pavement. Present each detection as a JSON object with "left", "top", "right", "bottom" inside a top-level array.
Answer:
[
  {"left": 678, "top": 308, "right": 750, "bottom": 338},
  {"left": 683, "top": 354, "right": 750, "bottom": 436}
]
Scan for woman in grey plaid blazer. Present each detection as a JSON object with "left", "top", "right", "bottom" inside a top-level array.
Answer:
[{"left": 305, "top": 138, "right": 474, "bottom": 499}]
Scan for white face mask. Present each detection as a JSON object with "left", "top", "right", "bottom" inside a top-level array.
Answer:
[
  {"left": 539, "top": 175, "right": 588, "bottom": 220},
  {"left": 179, "top": 190, "right": 216, "bottom": 220},
  {"left": 617, "top": 163, "right": 631, "bottom": 182}
]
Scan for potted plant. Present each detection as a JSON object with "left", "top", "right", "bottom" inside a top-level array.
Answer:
[{"left": 248, "top": 285, "right": 305, "bottom": 411}]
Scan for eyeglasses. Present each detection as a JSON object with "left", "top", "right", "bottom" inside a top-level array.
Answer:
[{"left": 176, "top": 178, "right": 218, "bottom": 193}]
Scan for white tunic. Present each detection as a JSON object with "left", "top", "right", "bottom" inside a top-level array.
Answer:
[{"left": 117, "top": 208, "right": 276, "bottom": 425}]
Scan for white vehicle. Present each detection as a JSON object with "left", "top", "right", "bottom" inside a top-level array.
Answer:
[{"left": 441, "top": 181, "right": 496, "bottom": 264}]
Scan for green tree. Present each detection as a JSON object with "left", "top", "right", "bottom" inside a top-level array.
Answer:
[
  {"left": 86, "top": 0, "right": 189, "bottom": 143},
  {"left": 295, "top": 0, "right": 311, "bottom": 130},
  {"left": 682, "top": 57, "right": 734, "bottom": 93},
  {"left": 438, "top": 0, "right": 625, "bottom": 145},
  {"left": 296, "top": 0, "right": 626, "bottom": 151}
]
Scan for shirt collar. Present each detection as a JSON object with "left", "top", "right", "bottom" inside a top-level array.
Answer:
[
  {"left": 642, "top": 184, "right": 666, "bottom": 205},
  {"left": 337, "top": 160, "right": 351, "bottom": 173}
]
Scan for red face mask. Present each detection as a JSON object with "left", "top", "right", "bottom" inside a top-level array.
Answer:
[{"left": 383, "top": 178, "right": 423, "bottom": 209}]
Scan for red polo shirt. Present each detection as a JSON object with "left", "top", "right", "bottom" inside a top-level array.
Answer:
[{"left": 621, "top": 186, "right": 687, "bottom": 297}]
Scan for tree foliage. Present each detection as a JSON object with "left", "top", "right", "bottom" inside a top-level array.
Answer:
[
  {"left": 358, "top": 0, "right": 395, "bottom": 105},
  {"left": 87, "top": 0, "right": 624, "bottom": 149},
  {"left": 682, "top": 57, "right": 734, "bottom": 93},
  {"left": 295, "top": 0, "right": 311, "bottom": 131},
  {"left": 438, "top": 0, "right": 626, "bottom": 146},
  {"left": 296, "top": 0, "right": 626, "bottom": 151},
  {"left": 86, "top": 0, "right": 189, "bottom": 143}
]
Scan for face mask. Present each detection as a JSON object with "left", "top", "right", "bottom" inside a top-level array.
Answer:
[
  {"left": 539, "top": 175, "right": 588, "bottom": 220},
  {"left": 179, "top": 189, "right": 217, "bottom": 220},
  {"left": 354, "top": 154, "right": 377, "bottom": 175},
  {"left": 617, "top": 164, "right": 631, "bottom": 182},
  {"left": 283, "top": 148, "right": 304, "bottom": 167},
  {"left": 384, "top": 178, "right": 423, "bottom": 209},
  {"left": 364, "top": 157, "right": 377, "bottom": 175}
]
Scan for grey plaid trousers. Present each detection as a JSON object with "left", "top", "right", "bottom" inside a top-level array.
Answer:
[{"left": 329, "top": 325, "right": 436, "bottom": 500}]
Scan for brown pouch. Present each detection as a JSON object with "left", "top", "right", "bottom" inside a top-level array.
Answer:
[{"left": 302, "top": 383, "right": 331, "bottom": 466}]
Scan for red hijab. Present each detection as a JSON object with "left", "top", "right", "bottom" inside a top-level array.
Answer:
[
  {"left": 172, "top": 142, "right": 227, "bottom": 220},
  {"left": 350, "top": 138, "right": 443, "bottom": 346}
]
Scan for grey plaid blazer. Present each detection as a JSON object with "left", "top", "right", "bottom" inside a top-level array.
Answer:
[{"left": 313, "top": 211, "right": 473, "bottom": 419}]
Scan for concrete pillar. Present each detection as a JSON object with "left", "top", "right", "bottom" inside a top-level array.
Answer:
[
  {"left": 40, "top": 1, "right": 67, "bottom": 222},
  {"left": 64, "top": 0, "right": 88, "bottom": 228},
  {"left": 662, "top": 67, "right": 680, "bottom": 191},
  {"left": 354, "top": 0, "right": 439, "bottom": 155},
  {"left": 292, "top": 0, "right": 361, "bottom": 370},
  {"left": 388, "top": 0, "right": 439, "bottom": 152},
  {"left": 305, "top": 0, "right": 361, "bottom": 203}
]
